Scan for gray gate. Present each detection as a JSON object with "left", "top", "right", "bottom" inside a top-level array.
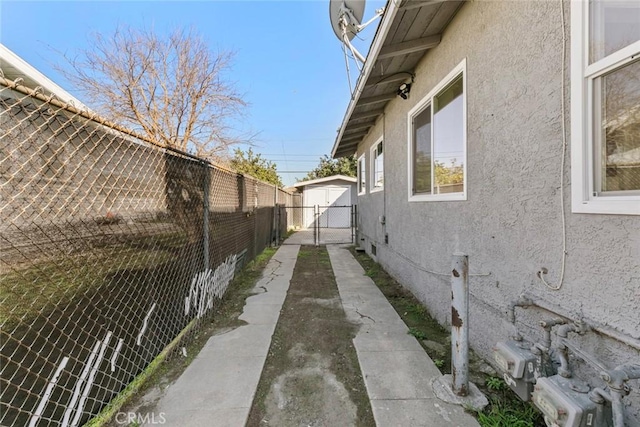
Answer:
[{"left": 281, "top": 205, "right": 356, "bottom": 245}]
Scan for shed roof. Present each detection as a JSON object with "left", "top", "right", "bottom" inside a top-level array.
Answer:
[
  {"left": 331, "top": 0, "right": 465, "bottom": 158},
  {"left": 292, "top": 175, "right": 357, "bottom": 188}
]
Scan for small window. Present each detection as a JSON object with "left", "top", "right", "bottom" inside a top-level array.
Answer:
[
  {"left": 571, "top": 1, "right": 640, "bottom": 214},
  {"left": 357, "top": 154, "right": 366, "bottom": 194},
  {"left": 409, "top": 60, "right": 466, "bottom": 201},
  {"left": 371, "top": 139, "right": 384, "bottom": 191}
]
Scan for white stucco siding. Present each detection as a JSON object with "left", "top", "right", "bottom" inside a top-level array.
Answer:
[{"left": 356, "top": 0, "right": 640, "bottom": 421}]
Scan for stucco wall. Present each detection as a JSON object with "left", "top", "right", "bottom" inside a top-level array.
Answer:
[{"left": 355, "top": 0, "right": 640, "bottom": 421}]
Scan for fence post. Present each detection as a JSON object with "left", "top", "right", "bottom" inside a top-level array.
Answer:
[
  {"left": 202, "top": 163, "right": 210, "bottom": 271},
  {"left": 351, "top": 205, "right": 357, "bottom": 244},
  {"left": 314, "top": 204, "right": 319, "bottom": 246},
  {"left": 273, "top": 185, "right": 279, "bottom": 246},
  {"left": 451, "top": 253, "right": 469, "bottom": 396}
]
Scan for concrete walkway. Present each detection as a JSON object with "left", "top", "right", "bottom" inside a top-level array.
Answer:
[
  {"left": 146, "top": 243, "right": 479, "bottom": 427},
  {"left": 149, "top": 245, "right": 299, "bottom": 426},
  {"left": 281, "top": 228, "right": 353, "bottom": 245},
  {"left": 327, "top": 245, "right": 480, "bottom": 427}
]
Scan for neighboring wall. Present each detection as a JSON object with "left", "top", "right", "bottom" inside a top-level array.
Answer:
[{"left": 355, "top": 0, "right": 640, "bottom": 421}]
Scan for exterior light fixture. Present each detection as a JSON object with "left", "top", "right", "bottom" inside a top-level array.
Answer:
[{"left": 397, "top": 82, "right": 411, "bottom": 99}]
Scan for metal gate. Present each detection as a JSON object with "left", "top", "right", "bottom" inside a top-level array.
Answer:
[{"left": 281, "top": 205, "right": 356, "bottom": 245}]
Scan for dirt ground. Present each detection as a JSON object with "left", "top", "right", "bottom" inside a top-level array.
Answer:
[{"left": 246, "top": 245, "right": 375, "bottom": 427}]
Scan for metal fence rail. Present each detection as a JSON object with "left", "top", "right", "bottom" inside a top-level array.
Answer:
[{"left": 0, "top": 78, "right": 292, "bottom": 427}]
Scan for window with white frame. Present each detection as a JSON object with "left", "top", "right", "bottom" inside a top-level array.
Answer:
[
  {"left": 371, "top": 139, "right": 384, "bottom": 190},
  {"left": 571, "top": 1, "right": 640, "bottom": 214},
  {"left": 408, "top": 60, "right": 466, "bottom": 201},
  {"left": 357, "top": 154, "right": 366, "bottom": 194}
]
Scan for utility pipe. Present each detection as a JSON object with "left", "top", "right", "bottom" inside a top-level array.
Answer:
[
  {"left": 509, "top": 294, "right": 640, "bottom": 351},
  {"left": 602, "top": 365, "right": 640, "bottom": 427},
  {"left": 530, "top": 318, "right": 566, "bottom": 378},
  {"left": 554, "top": 323, "right": 585, "bottom": 378},
  {"left": 451, "top": 253, "right": 469, "bottom": 396},
  {"left": 588, "top": 388, "right": 613, "bottom": 427}
]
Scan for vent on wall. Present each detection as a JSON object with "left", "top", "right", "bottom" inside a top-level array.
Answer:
[{"left": 371, "top": 244, "right": 377, "bottom": 256}]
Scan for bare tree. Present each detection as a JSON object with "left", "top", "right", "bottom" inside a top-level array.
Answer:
[{"left": 59, "top": 26, "right": 250, "bottom": 160}]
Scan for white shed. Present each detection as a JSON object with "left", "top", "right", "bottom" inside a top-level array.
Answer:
[{"left": 292, "top": 175, "right": 357, "bottom": 228}]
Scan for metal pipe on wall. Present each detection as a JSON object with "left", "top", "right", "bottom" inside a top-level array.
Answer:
[
  {"left": 509, "top": 294, "right": 640, "bottom": 351},
  {"left": 451, "top": 253, "right": 469, "bottom": 396}
]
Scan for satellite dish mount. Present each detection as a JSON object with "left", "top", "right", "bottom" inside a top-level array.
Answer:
[{"left": 330, "top": 0, "right": 384, "bottom": 66}]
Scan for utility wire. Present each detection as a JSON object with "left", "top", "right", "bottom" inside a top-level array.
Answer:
[{"left": 538, "top": 0, "right": 568, "bottom": 291}]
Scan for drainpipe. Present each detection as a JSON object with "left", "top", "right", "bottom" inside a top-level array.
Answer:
[{"left": 602, "top": 365, "right": 640, "bottom": 427}]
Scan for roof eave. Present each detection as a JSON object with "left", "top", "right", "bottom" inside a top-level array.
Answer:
[{"left": 331, "top": 0, "right": 401, "bottom": 159}]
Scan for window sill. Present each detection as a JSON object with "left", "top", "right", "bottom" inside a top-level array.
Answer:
[
  {"left": 370, "top": 187, "right": 384, "bottom": 194},
  {"left": 409, "top": 193, "right": 466, "bottom": 202},
  {"left": 571, "top": 198, "right": 640, "bottom": 216}
]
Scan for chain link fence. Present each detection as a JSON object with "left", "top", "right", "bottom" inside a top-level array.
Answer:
[
  {"left": 282, "top": 205, "right": 356, "bottom": 245},
  {"left": 0, "top": 76, "right": 294, "bottom": 427}
]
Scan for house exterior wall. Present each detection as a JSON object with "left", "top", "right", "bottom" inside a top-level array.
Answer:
[{"left": 355, "top": 0, "right": 640, "bottom": 421}]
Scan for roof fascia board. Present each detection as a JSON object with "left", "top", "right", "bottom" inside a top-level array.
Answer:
[{"left": 331, "top": 0, "right": 401, "bottom": 158}]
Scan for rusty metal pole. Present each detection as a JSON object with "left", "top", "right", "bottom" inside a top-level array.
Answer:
[{"left": 451, "top": 252, "right": 469, "bottom": 396}]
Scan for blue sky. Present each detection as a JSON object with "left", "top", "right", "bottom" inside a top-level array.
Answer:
[{"left": 0, "top": 0, "right": 383, "bottom": 186}]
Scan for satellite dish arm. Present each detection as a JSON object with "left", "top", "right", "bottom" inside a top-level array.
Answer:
[
  {"left": 342, "top": 29, "right": 366, "bottom": 63},
  {"left": 332, "top": 1, "right": 385, "bottom": 66},
  {"left": 355, "top": 7, "right": 385, "bottom": 32}
]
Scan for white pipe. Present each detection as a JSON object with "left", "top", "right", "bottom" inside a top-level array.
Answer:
[
  {"left": 28, "top": 356, "right": 69, "bottom": 427},
  {"left": 61, "top": 340, "right": 101, "bottom": 427}
]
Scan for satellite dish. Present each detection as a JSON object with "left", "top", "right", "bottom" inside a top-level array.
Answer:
[
  {"left": 329, "top": 0, "right": 384, "bottom": 66},
  {"left": 329, "top": 0, "right": 365, "bottom": 42}
]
